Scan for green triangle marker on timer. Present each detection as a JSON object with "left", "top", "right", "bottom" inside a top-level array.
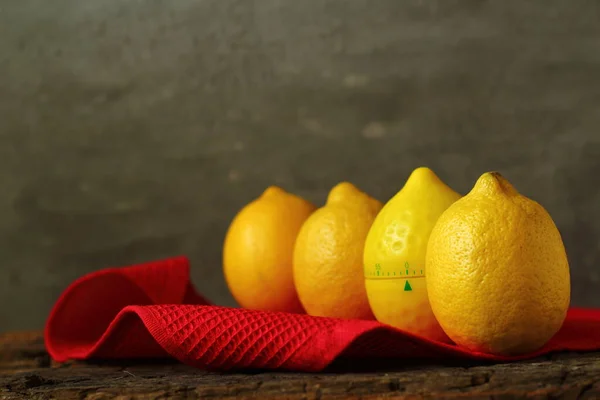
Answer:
[{"left": 404, "top": 280, "right": 412, "bottom": 291}]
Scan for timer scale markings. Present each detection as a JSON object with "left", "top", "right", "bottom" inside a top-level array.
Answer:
[
  {"left": 367, "top": 262, "right": 425, "bottom": 278},
  {"left": 366, "top": 262, "right": 424, "bottom": 290}
]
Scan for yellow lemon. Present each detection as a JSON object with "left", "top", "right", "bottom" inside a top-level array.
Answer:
[
  {"left": 223, "top": 186, "right": 317, "bottom": 313},
  {"left": 363, "top": 167, "right": 461, "bottom": 341},
  {"left": 426, "top": 172, "right": 570, "bottom": 355},
  {"left": 293, "top": 182, "right": 383, "bottom": 319}
]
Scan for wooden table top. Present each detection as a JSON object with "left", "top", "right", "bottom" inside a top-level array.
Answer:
[{"left": 1, "top": 331, "right": 599, "bottom": 399}]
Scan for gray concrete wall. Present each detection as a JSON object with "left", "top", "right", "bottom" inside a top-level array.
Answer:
[{"left": 1, "top": 0, "right": 599, "bottom": 332}]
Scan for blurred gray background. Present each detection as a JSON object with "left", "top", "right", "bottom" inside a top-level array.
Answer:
[{"left": 1, "top": 0, "right": 599, "bottom": 332}]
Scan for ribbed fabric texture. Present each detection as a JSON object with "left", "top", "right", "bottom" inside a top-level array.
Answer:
[{"left": 44, "top": 256, "right": 600, "bottom": 372}]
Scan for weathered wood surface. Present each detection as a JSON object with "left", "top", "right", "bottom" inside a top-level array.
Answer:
[{"left": 1, "top": 332, "right": 599, "bottom": 399}]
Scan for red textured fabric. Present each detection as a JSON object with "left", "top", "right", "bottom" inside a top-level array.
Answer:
[{"left": 44, "top": 256, "right": 600, "bottom": 372}]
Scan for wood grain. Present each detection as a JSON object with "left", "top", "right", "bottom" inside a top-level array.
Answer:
[{"left": 1, "top": 331, "right": 599, "bottom": 399}]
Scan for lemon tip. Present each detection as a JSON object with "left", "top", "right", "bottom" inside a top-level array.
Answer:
[
  {"left": 327, "top": 181, "right": 360, "bottom": 203},
  {"left": 474, "top": 171, "right": 518, "bottom": 196},
  {"left": 262, "top": 185, "right": 286, "bottom": 197},
  {"left": 404, "top": 166, "right": 443, "bottom": 186}
]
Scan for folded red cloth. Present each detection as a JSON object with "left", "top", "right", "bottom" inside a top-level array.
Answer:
[{"left": 44, "top": 256, "right": 600, "bottom": 372}]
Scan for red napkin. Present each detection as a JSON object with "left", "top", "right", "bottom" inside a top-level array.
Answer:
[{"left": 44, "top": 256, "right": 600, "bottom": 372}]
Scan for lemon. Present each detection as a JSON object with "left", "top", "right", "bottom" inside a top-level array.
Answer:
[
  {"left": 223, "top": 186, "right": 316, "bottom": 313},
  {"left": 293, "top": 182, "right": 382, "bottom": 320},
  {"left": 363, "top": 167, "right": 461, "bottom": 341},
  {"left": 426, "top": 172, "right": 571, "bottom": 355}
]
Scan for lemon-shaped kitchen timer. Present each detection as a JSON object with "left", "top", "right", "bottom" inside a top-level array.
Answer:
[{"left": 363, "top": 167, "right": 461, "bottom": 341}]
